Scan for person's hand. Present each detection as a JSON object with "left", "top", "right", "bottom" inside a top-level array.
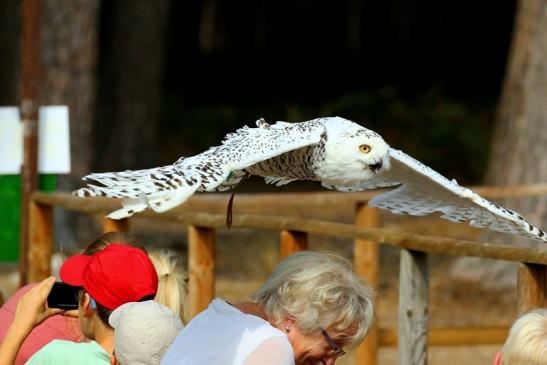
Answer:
[
  {"left": 62, "top": 309, "right": 80, "bottom": 318},
  {"left": 0, "top": 277, "right": 62, "bottom": 365},
  {"left": 12, "top": 276, "right": 62, "bottom": 332}
]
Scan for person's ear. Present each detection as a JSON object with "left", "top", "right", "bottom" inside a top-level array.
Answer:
[
  {"left": 282, "top": 316, "right": 297, "bottom": 333},
  {"left": 81, "top": 293, "right": 94, "bottom": 317}
]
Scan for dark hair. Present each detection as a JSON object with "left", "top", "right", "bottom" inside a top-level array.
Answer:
[{"left": 83, "top": 231, "right": 145, "bottom": 256}]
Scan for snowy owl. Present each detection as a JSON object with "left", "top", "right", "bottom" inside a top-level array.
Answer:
[{"left": 75, "top": 117, "right": 547, "bottom": 243}]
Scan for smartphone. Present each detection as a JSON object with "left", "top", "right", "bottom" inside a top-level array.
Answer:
[{"left": 47, "top": 282, "right": 80, "bottom": 310}]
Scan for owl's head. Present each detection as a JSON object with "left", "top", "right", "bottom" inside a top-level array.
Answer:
[{"left": 320, "top": 117, "right": 390, "bottom": 183}]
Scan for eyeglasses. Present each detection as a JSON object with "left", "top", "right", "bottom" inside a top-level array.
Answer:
[{"left": 320, "top": 327, "right": 346, "bottom": 358}]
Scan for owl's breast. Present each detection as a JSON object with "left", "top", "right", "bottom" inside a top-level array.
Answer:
[{"left": 244, "top": 146, "right": 320, "bottom": 180}]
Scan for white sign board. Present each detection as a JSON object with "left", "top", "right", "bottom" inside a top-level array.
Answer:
[
  {"left": 0, "top": 107, "right": 22, "bottom": 174},
  {"left": 0, "top": 105, "right": 71, "bottom": 174}
]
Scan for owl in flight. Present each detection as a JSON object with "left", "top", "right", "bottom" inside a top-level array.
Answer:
[{"left": 75, "top": 117, "right": 547, "bottom": 243}]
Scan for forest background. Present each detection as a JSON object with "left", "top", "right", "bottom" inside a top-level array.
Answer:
[
  {"left": 0, "top": 0, "right": 518, "bottom": 189},
  {"left": 1, "top": 1, "right": 547, "bottom": 363}
]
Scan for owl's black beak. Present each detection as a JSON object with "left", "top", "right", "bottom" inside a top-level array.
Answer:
[{"left": 369, "top": 161, "right": 383, "bottom": 174}]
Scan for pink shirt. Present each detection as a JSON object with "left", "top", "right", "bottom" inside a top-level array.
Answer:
[{"left": 0, "top": 283, "right": 85, "bottom": 365}]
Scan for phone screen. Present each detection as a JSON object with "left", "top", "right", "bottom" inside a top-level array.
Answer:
[{"left": 47, "top": 282, "right": 81, "bottom": 310}]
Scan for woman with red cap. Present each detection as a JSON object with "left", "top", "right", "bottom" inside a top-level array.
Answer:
[
  {"left": 0, "top": 242, "right": 158, "bottom": 365},
  {"left": 0, "top": 232, "right": 188, "bottom": 364}
]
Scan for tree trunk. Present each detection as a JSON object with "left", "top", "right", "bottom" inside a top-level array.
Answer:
[
  {"left": 346, "top": 0, "right": 363, "bottom": 52},
  {"left": 0, "top": 0, "right": 21, "bottom": 105},
  {"left": 450, "top": 0, "right": 547, "bottom": 290},
  {"left": 41, "top": 0, "right": 100, "bottom": 180},
  {"left": 41, "top": 0, "right": 101, "bottom": 244},
  {"left": 198, "top": 0, "right": 217, "bottom": 53},
  {"left": 93, "top": 0, "right": 171, "bottom": 172},
  {"left": 485, "top": 0, "right": 547, "bottom": 230}
]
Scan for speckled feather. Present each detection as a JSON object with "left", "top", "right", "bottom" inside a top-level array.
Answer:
[{"left": 74, "top": 117, "right": 547, "bottom": 242}]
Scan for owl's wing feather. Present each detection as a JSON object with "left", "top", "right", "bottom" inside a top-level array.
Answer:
[
  {"left": 179, "top": 120, "right": 325, "bottom": 192},
  {"left": 214, "top": 120, "right": 324, "bottom": 171},
  {"left": 76, "top": 166, "right": 202, "bottom": 218},
  {"left": 75, "top": 120, "right": 325, "bottom": 218},
  {"left": 366, "top": 149, "right": 547, "bottom": 242}
]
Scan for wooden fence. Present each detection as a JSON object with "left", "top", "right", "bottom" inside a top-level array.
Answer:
[{"left": 26, "top": 185, "right": 547, "bottom": 365}]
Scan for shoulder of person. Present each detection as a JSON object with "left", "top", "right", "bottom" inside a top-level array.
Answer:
[
  {"left": 26, "top": 340, "right": 105, "bottom": 364},
  {"left": 25, "top": 340, "right": 72, "bottom": 364}
]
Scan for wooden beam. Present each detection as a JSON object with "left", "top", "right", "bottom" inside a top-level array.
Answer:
[
  {"left": 354, "top": 203, "right": 380, "bottom": 365},
  {"left": 379, "top": 326, "right": 509, "bottom": 346},
  {"left": 103, "top": 218, "right": 129, "bottom": 232},
  {"left": 30, "top": 183, "right": 547, "bottom": 217},
  {"left": 27, "top": 201, "right": 53, "bottom": 282},
  {"left": 517, "top": 263, "right": 547, "bottom": 314},
  {"left": 19, "top": 0, "right": 42, "bottom": 286},
  {"left": 280, "top": 230, "right": 308, "bottom": 258},
  {"left": 30, "top": 191, "right": 547, "bottom": 264},
  {"left": 188, "top": 225, "right": 216, "bottom": 319},
  {"left": 399, "top": 249, "right": 429, "bottom": 365}
]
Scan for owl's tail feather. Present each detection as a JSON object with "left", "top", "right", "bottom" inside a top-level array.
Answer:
[
  {"left": 146, "top": 185, "right": 201, "bottom": 213},
  {"left": 107, "top": 196, "right": 149, "bottom": 219},
  {"left": 105, "top": 183, "right": 201, "bottom": 220},
  {"left": 74, "top": 168, "right": 162, "bottom": 198},
  {"left": 74, "top": 166, "right": 202, "bottom": 219}
]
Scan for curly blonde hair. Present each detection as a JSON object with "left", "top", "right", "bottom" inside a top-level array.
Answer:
[{"left": 252, "top": 251, "right": 374, "bottom": 347}]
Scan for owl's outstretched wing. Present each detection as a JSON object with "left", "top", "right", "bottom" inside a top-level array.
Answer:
[
  {"left": 76, "top": 165, "right": 203, "bottom": 219},
  {"left": 365, "top": 149, "right": 547, "bottom": 243},
  {"left": 207, "top": 119, "right": 325, "bottom": 174},
  {"left": 175, "top": 119, "right": 326, "bottom": 192},
  {"left": 75, "top": 119, "right": 325, "bottom": 218}
]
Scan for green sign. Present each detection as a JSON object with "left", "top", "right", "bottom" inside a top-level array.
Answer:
[{"left": 0, "top": 175, "right": 56, "bottom": 262}]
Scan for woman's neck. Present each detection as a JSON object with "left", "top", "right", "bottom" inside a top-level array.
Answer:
[{"left": 233, "top": 302, "right": 269, "bottom": 322}]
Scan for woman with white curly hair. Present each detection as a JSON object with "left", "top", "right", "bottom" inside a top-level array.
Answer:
[{"left": 161, "top": 251, "right": 374, "bottom": 365}]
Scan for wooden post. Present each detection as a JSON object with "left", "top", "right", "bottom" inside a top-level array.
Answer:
[
  {"left": 399, "top": 249, "right": 429, "bottom": 365},
  {"left": 517, "top": 263, "right": 547, "bottom": 314},
  {"left": 27, "top": 201, "right": 53, "bottom": 282},
  {"left": 103, "top": 218, "right": 129, "bottom": 232},
  {"left": 188, "top": 225, "right": 216, "bottom": 319},
  {"left": 354, "top": 203, "right": 380, "bottom": 365},
  {"left": 280, "top": 230, "right": 308, "bottom": 258},
  {"left": 19, "top": 0, "right": 42, "bottom": 286}
]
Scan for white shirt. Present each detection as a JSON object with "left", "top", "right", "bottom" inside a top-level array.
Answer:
[{"left": 160, "top": 299, "right": 294, "bottom": 365}]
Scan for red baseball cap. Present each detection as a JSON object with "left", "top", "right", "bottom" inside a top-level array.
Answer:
[{"left": 60, "top": 243, "right": 158, "bottom": 310}]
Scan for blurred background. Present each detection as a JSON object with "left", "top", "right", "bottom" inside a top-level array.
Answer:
[
  {"left": 0, "top": 0, "right": 518, "bottom": 183},
  {"left": 1, "top": 1, "right": 546, "bottom": 362},
  {"left": 3, "top": 0, "right": 536, "bottom": 251}
]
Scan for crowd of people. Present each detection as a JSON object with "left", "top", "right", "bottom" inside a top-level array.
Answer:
[
  {"left": 0, "top": 232, "right": 374, "bottom": 365},
  {"left": 0, "top": 231, "right": 544, "bottom": 365}
]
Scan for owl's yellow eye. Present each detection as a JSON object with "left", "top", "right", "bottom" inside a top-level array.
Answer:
[{"left": 359, "top": 144, "right": 371, "bottom": 154}]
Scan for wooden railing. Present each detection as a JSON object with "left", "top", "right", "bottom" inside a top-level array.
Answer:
[{"left": 27, "top": 185, "right": 547, "bottom": 365}]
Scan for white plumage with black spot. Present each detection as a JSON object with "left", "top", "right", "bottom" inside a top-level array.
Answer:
[{"left": 75, "top": 117, "right": 547, "bottom": 243}]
